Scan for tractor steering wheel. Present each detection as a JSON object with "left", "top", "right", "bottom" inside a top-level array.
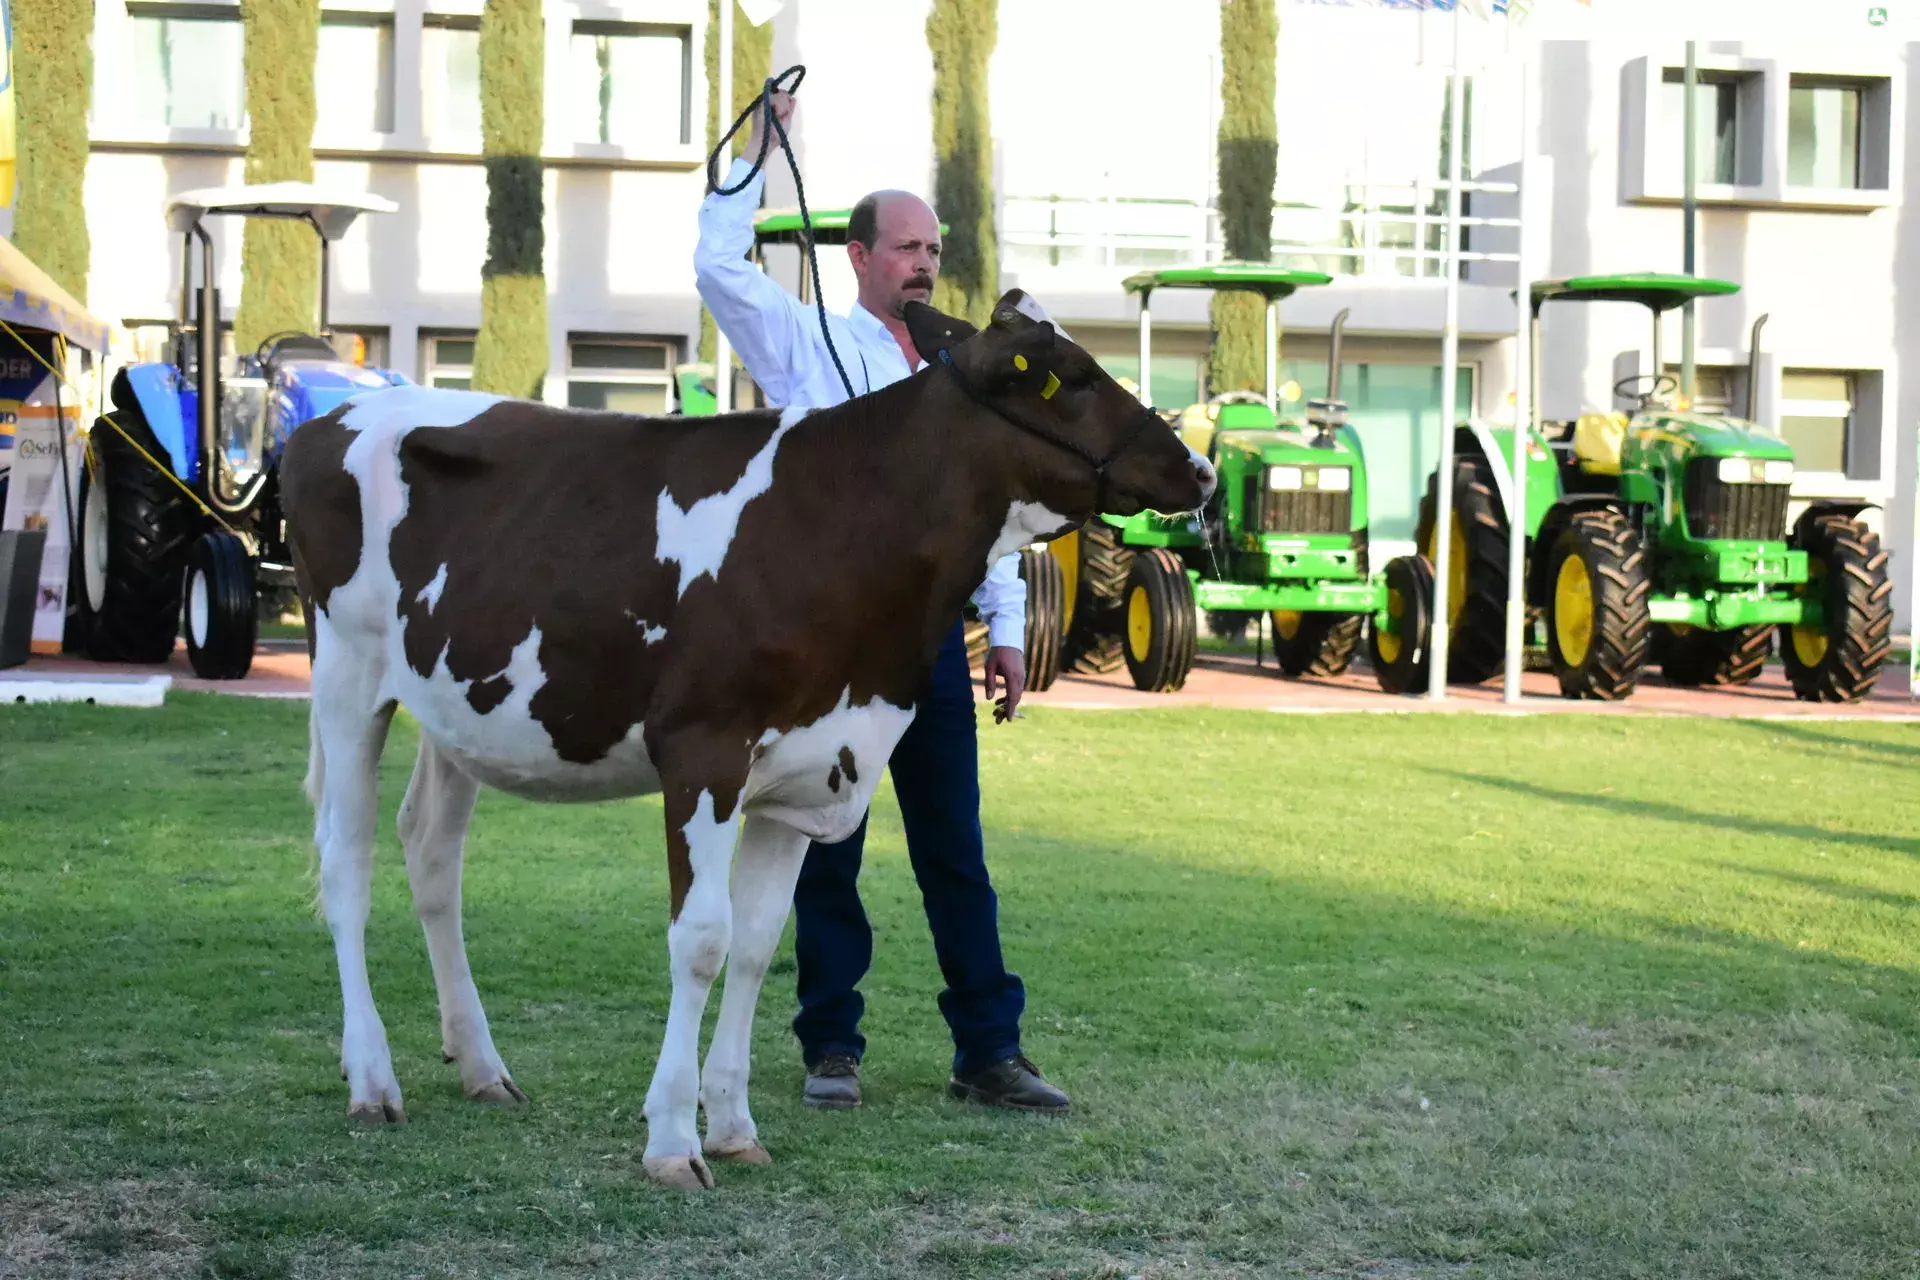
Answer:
[
  {"left": 1613, "top": 371, "right": 1678, "bottom": 408},
  {"left": 254, "top": 330, "right": 315, "bottom": 367},
  {"left": 1209, "top": 390, "right": 1268, "bottom": 406}
]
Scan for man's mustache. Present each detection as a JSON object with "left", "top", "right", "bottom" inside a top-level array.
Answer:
[{"left": 903, "top": 275, "right": 933, "bottom": 292}]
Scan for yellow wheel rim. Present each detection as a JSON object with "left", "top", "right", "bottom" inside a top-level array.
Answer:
[
  {"left": 1271, "top": 610, "right": 1303, "bottom": 641},
  {"left": 1421, "top": 513, "right": 1471, "bottom": 627},
  {"left": 1376, "top": 588, "right": 1404, "bottom": 665},
  {"left": 1554, "top": 554, "right": 1594, "bottom": 668},
  {"left": 1127, "top": 585, "right": 1153, "bottom": 661},
  {"left": 1792, "top": 558, "right": 1829, "bottom": 667},
  {"left": 1052, "top": 530, "right": 1080, "bottom": 635}
]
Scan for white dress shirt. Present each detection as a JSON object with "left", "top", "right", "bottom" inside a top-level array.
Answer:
[{"left": 694, "top": 156, "right": 1028, "bottom": 651}]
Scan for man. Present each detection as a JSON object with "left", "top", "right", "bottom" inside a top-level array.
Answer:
[{"left": 693, "top": 89, "right": 1069, "bottom": 1115}]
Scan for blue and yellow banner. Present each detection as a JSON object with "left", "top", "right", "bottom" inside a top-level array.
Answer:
[{"left": 0, "top": 0, "right": 13, "bottom": 209}]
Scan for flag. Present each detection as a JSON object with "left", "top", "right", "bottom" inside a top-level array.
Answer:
[{"left": 0, "top": 0, "right": 14, "bottom": 210}]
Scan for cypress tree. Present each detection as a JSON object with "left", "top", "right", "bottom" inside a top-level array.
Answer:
[
  {"left": 1211, "top": 0, "right": 1277, "bottom": 394},
  {"left": 13, "top": 0, "right": 95, "bottom": 301},
  {"left": 927, "top": 0, "right": 997, "bottom": 326},
  {"left": 698, "top": 0, "right": 775, "bottom": 367},
  {"left": 236, "top": 0, "right": 321, "bottom": 351},
  {"left": 471, "top": 0, "right": 548, "bottom": 399}
]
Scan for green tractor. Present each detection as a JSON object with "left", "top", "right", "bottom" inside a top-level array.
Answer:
[
  {"left": 1051, "top": 264, "right": 1386, "bottom": 692},
  {"left": 1378, "top": 272, "right": 1892, "bottom": 702},
  {"left": 690, "top": 206, "right": 1071, "bottom": 690}
]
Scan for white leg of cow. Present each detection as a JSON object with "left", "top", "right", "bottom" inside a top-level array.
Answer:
[
  {"left": 398, "top": 736, "right": 524, "bottom": 1106},
  {"left": 700, "top": 815, "right": 810, "bottom": 1165},
  {"left": 311, "top": 677, "right": 402, "bottom": 1124},
  {"left": 642, "top": 788, "right": 740, "bottom": 1190}
]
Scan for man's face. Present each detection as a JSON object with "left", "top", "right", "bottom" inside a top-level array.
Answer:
[{"left": 849, "top": 196, "right": 942, "bottom": 320}]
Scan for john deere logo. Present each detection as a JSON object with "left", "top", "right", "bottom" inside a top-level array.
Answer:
[{"left": 1869, "top": 5, "right": 1888, "bottom": 24}]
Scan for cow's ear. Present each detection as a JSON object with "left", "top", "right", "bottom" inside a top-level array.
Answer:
[{"left": 904, "top": 300, "right": 979, "bottom": 366}]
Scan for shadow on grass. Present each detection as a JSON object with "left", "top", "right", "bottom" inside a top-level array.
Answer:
[
  {"left": 1418, "top": 767, "right": 1920, "bottom": 861},
  {"left": 1721, "top": 863, "right": 1920, "bottom": 914},
  {"left": 1731, "top": 717, "right": 1920, "bottom": 762}
]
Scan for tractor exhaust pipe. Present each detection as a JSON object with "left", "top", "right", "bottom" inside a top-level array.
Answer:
[
  {"left": 195, "top": 222, "right": 219, "bottom": 507},
  {"left": 1746, "top": 313, "right": 1769, "bottom": 423},
  {"left": 1327, "top": 307, "right": 1349, "bottom": 400}
]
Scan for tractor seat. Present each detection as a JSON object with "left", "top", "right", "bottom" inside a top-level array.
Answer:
[
  {"left": 1572, "top": 411, "right": 1628, "bottom": 476},
  {"left": 262, "top": 333, "right": 341, "bottom": 369}
]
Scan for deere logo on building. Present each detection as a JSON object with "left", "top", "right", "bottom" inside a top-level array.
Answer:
[{"left": 1869, "top": 6, "right": 1889, "bottom": 25}]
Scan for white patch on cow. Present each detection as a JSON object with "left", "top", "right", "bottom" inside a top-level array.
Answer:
[
  {"left": 1008, "top": 289, "right": 1074, "bottom": 343},
  {"left": 743, "top": 688, "right": 916, "bottom": 843},
  {"left": 655, "top": 406, "right": 806, "bottom": 599},
  {"left": 622, "top": 609, "right": 669, "bottom": 644},
  {"left": 1187, "top": 442, "right": 1218, "bottom": 500},
  {"left": 987, "top": 500, "right": 1073, "bottom": 569},
  {"left": 341, "top": 384, "right": 505, "bottom": 435},
  {"left": 416, "top": 564, "right": 449, "bottom": 613}
]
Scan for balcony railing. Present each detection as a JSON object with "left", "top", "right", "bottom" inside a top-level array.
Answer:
[{"left": 1000, "top": 178, "right": 1521, "bottom": 279}]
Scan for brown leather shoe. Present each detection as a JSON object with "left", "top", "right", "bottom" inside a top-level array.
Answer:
[
  {"left": 947, "top": 1055, "right": 1070, "bottom": 1113},
  {"left": 802, "top": 1053, "right": 861, "bottom": 1109}
]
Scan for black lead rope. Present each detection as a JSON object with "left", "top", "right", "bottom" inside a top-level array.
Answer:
[{"left": 705, "top": 64, "right": 856, "bottom": 404}]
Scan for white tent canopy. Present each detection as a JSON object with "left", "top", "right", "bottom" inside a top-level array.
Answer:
[{"left": 164, "top": 182, "right": 398, "bottom": 240}]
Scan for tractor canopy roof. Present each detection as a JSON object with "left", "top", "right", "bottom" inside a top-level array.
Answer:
[
  {"left": 1530, "top": 272, "right": 1740, "bottom": 314},
  {"left": 165, "top": 182, "right": 400, "bottom": 240},
  {"left": 1124, "top": 263, "right": 1334, "bottom": 301},
  {"left": 753, "top": 208, "right": 951, "bottom": 246}
]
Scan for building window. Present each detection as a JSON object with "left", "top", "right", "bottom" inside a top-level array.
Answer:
[
  {"left": 568, "top": 23, "right": 690, "bottom": 148},
  {"left": 422, "top": 18, "right": 481, "bottom": 143},
  {"left": 317, "top": 14, "right": 394, "bottom": 135},
  {"left": 1660, "top": 68, "right": 1747, "bottom": 185},
  {"left": 1778, "top": 370, "right": 1857, "bottom": 476},
  {"left": 126, "top": 8, "right": 245, "bottom": 130},
  {"left": 567, "top": 337, "right": 674, "bottom": 413},
  {"left": 1789, "top": 79, "right": 1863, "bottom": 188},
  {"left": 421, "top": 334, "right": 476, "bottom": 390},
  {"left": 1661, "top": 363, "right": 1741, "bottom": 417}
]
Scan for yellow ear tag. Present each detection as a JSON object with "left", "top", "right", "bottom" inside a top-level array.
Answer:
[
  {"left": 1013, "top": 354, "right": 1029, "bottom": 371},
  {"left": 1040, "top": 371, "right": 1062, "bottom": 400}
]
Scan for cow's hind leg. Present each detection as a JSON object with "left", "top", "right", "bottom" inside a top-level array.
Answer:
[
  {"left": 310, "top": 658, "right": 402, "bottom": 1124},
  {"left": 700, "top": 814, "right": 810, "bottom": 1165},
  {"left": 399, "top": 736, "right": 524, "bottom": 1106},
  {"left": 642, "top": 780, "right": 745, "bottom": 1190}
]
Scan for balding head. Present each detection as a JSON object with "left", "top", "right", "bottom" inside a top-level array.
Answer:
[{"left": 846, "top": 189, "right": 943, "bottom": 321}]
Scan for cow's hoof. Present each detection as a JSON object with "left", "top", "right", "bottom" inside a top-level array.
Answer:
[
  {"left": 704, "top": 1139, "right": 771, "bottom": 1166},
  {"left": 643, "top": 1155, "right": 715, "bottom": 1190},
  {"left": 348, "top": 1100, "right": 406, "bottom": 1126},
  {"left": 467, "top": 1078, "right": 529, "bottom": 1107}
]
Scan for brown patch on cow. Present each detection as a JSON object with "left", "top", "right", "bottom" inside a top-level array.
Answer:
[
  {"left": 826, "top": 765, "right": 842, "bottom": 793},
  {"left": 466, "top": 673, "right": 512, "bottom": 714},
  {"left": 837, "top": 746, "right": 859, "bottom": 786},
  {"left": 280, "top": 408, "right": 363, "bottom": 613}
]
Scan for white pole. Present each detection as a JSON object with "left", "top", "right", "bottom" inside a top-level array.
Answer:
[
  {"left": 1265, "top": 299, "right": 1278, "bottom": 409},
  {"left": 1503, "top": 36, "right": 1532, "bottom": 705},
  {"left": 1428, "top": 3, "right": 1465, "bottom": 702},
  {"left": 714, "top": 0, "right": 735, "bottom": 414},
  {"left": 1138, "top": 298, "right": 1153, "bottom": 405}
]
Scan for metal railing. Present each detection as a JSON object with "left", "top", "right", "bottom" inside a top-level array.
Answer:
[{"left": 999, "top": 177, "right": 1521, "bottom": 279}]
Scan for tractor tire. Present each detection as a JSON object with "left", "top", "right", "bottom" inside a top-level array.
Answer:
[
  {"left": 1121, "top": 548, "right": 1196, "bottom": 692},
  {"left": 1414, "top": 454, "right": 1509, "bottom": 685},
  {"left": 1657, "top": 623, "right": 1771, "bottom": 687},
  {"left": 1272, "top": 610, "right": 1364, "bottom": 678},
  {"left": 183, "top": 531, "right": 257, "bottom": 680},
  {"left": 963, "top": 618, "right": 990, "bottom": 666},
  {"left": 1062, "top": 519, "right": 1134, "bottom": 675},
  {"left": 1368, "top": 555, "right": 1435, "bottom": 695},
  {"left": 74, "top": 407, "right": 194, "bottom": 663},
  {"left": 1206, "top": 610, "right": 1249, "bottom": 643},
  {"left": 1544, "top": 510, "right": 1650, "bottom": 700},
  {"left": 1779, "top": 513, "right": 1894, "bottom": 703},
  {"left": 1018, "top": 545, "right": 1065, "bottom": 692}
]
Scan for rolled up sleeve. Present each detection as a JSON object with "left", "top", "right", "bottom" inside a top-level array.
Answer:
[
  {"left": 694, "top": 158, "right": 815, "bottom": 406},
  {"left": 973, "top": 553, "right": 1028, "bottom": 651}
]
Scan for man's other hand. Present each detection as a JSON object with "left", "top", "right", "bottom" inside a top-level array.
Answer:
[
  {"left": 743, "top": 90, "right": 796, "bottom": 160},
  {"left": 983, "top": 646, "right": 1027, "bottom": 723}
]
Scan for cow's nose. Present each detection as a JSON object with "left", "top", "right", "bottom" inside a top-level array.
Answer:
[{"left": 1192, "top": 453, "right": 1218, "bottom": 499}]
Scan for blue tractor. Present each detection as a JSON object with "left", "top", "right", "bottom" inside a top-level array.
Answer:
[{"left": 81, "top": 183, "right": 410, "bottom": 678}]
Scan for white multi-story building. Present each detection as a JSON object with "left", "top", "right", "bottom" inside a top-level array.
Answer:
[{"left": 11, "top": 0, "right": 1918, "bottom": 624}]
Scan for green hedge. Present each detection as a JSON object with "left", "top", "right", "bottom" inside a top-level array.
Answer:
[
  {"left": 13, "top": 0, "right": 95, "bottom": 302},
  {"left": 235, "top": 0, "right": 320, "bottom": 351},
  {"left": 927, "top": 0, "right": 997, "bottom": 327},
  {"left": 698, "top": 0, "right": 775, "bottom": 367},
  {"left": 1211, "top": 0, "right": 1277, "bottom": 394},
  {"left": 471, "top": 0, "right": 548, "bottom": 399}
]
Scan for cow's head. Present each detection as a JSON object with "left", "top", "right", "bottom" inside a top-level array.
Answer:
[{"left": 905, "top": 290, "right": 1216, "bottom": 522}]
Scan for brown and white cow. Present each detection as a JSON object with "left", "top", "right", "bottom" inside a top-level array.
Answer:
[{"left": 279, "top": 290, "right": 1215, "bottom": 1190}]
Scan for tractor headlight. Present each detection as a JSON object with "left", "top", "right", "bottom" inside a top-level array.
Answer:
[
  {"left": 1717, "top": 457, "right": 1769, "bottom": 484},
  {"left": 1269, "top": 466, "right": 1304, "bottom": 491},
  {"left": 1763, "top": 459, "right": 1795, "bottom": 484},
  {"left": 1316, "top": 466, "right": 1352, "bottom": 492}
]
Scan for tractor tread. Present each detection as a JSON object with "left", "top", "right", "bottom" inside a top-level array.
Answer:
[
  {"left": 1275, "top": 612, "right": 1364, "bottom": 678},
  {"left": 81, "top": 409, "right": 194, "bottom": 663},
  {"left": 1781, "top": 514, "right": 1893, "bottom": 703},
  {"left": 1547, "top": 509, "right": 1650, "bottom": 700},
  {"left": 1062, "top": 520, "right": 1134, "bottom": 675},
  {"left": 1417, "top": 457, "right": 1509, "bottom": 685}
]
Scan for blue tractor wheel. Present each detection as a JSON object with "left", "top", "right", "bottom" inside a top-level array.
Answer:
[
  {"left": 183, "top": 530, "right": 256, "bottom": 679},
  {"left": 74, "top": 408, "right": 194, "bottom": 663}
]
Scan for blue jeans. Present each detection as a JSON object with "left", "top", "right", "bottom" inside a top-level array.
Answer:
[{"left": 791, "top": 619, "right": 1026, "bottom": 1077}]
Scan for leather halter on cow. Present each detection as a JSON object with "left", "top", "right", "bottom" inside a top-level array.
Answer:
[{"left": 279, "top": 287, "right": 1215, "bottom": 1190}]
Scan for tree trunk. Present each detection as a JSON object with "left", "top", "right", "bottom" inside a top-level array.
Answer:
[
  {"left": 1211, "top": 0, "right": 1278, "bottom": 395},
  {"left": 472, "top": 0, "right": 548, "bottom": 400},
  {"left": 13, "top": 0, "right": 95, "bottom": 302},
  {"left": 927, "top": 0, "right": 998, "bottom": 327},
  {"left": 236, "top": 0, "right": 322, "bottom": 352}
]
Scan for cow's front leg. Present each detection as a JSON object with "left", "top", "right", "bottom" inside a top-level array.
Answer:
[
  {"left": 700, "top": 814, "right": 812, "bottom": 1165},
  {"left": 642, "top": 771, "right": 746, "bottom": 1190}
]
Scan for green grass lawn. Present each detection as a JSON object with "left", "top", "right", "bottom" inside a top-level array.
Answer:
[{"left": 3, "top": 697, "right": 1919, "bottom": 1278}]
